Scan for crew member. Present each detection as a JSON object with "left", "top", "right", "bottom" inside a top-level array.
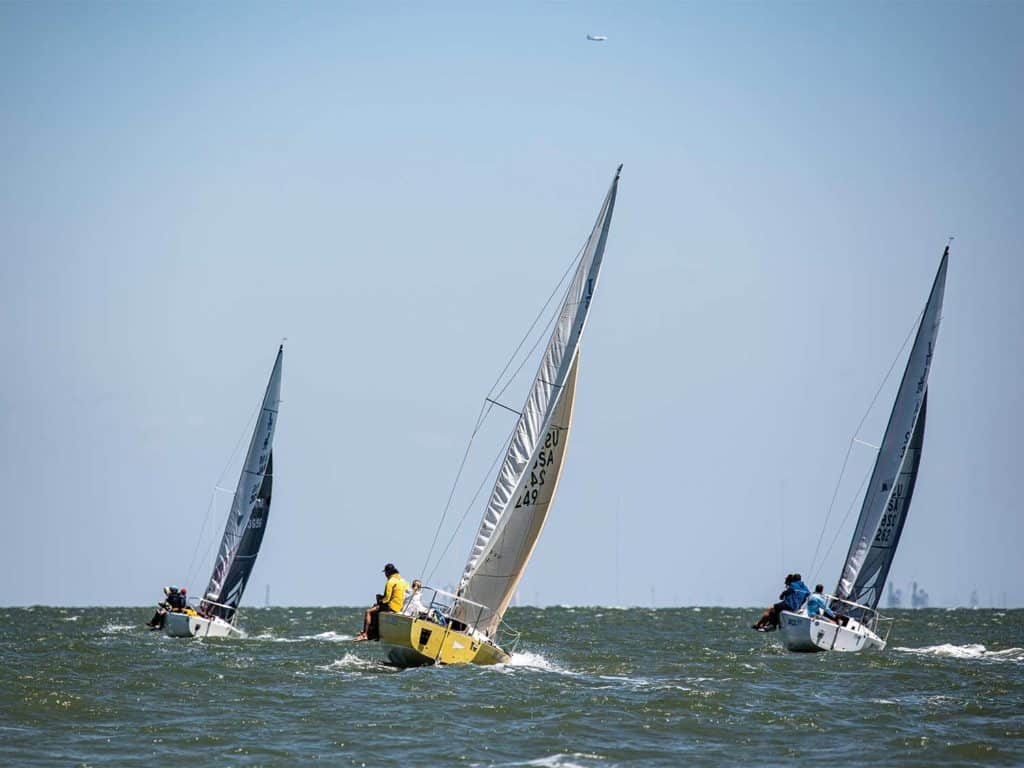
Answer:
[
  {"left": 146, "top": 586, "right": 188, "bottom": 630},
  {"left": 752, "top": 573, "right": 810, "bottom": 631},
  {"left": 403, "top": 580, "right": 428, "bottom": 617},
  {"left": 355, "top": 564, "right": 407, "bottom": 641},
  {"left": 806, "top": 584, "right": 838, "bottom": 623}
]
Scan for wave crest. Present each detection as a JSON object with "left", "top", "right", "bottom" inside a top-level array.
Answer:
[
  {"left": 501, "top": 650, "right": 577, "bottom": 676},
  {"left": 895, "top": 643, "right": 1024, "bottom": 661},
  {"left": 317, "top": 653, "right": 394, "bottom": 673},
  {"left": 254, "top": 630, "right": 352, "bottom": 643},
  {"left": 102, "top": 622, "right": 137, "bottom": 633}
]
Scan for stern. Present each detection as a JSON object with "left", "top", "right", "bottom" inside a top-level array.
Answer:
[{"left": 379, "top": 613, "right": 509, "bottom": 667}]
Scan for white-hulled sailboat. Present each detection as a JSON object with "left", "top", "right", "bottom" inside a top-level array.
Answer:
[
  {"left": 779, "top": 246, "right": 948, "bottom": 653},
  {"left": 379, "top": 167, "right": 622, "bottom": 666},
  {"left": 164, "top": 345, "right": 283, "bottom": 639}
]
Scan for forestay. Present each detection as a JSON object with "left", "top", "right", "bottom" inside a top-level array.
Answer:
[
  {"left": 202, "top": 346, "right": 283, "bottom": 622},
  {"left": 458, "top": 168, "right": 621, "bottom": 636},
  {"left": 836, "top": 248, "right": 948, "bottom": 612}
]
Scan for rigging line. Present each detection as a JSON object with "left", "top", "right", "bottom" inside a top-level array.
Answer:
[
  {"left": 421, "top": 295, "right": 561, "bottom": 581},
  {"left": 185, "top": 492, "right": 219, "bottom": 588},
  {"left": 424, "top": 297, "right": 564, "bottom": 581},
  {"left": 813, "top": 463, "right": 873, "bottom": 585},
  {"left": 426, "top": 429, "right": 516, "bottom": 584},
  {"left": 184, "top": 401, "right": 261, "bottom": 588},
  {"left": 418, "top": 238, "right": 587, "bottom": 579},
  {"left": 485, "top": 398, "right": 522, "bottom": 416},
  {"left": 194, "top": 534, "right": 222, "bottom": 597},
  {"left": 484, "top": 239, "right": 587, "bottom": 401},
  {"left": 492, "top": 296, "right": 563, "bottom": 403},
  {"left": 216, "top": 402, "right": 263, "bottom": 488},
  {"left": 807, "top": 308, "right": 925, "bottom": 578},
  {"left": 419, "top": 401, "right": 496, "bottom": 578}
]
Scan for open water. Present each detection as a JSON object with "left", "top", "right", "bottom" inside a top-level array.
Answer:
[{"left": 1, "top": 607, "right": 1021, "bottom": 766}]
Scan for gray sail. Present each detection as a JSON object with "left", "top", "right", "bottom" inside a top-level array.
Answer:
[
  {"left": 457, "top": 167, "right": 621, "bottom": 636},
  {"left": 206, "top": 453, "right": 273, "bottom": 622},
  {"left": 202, "top": 345, "right": 283, "bottom": 622},
  {"left": 836, "top": 248, "right": 948, "bottom": 611},
  {"left": 845, "top": 394, "right": 927, "bottom": 612}
]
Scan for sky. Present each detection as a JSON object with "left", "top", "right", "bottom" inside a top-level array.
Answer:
[{"left": 2, "top": 2, "right": 1021, "bottom": 609}]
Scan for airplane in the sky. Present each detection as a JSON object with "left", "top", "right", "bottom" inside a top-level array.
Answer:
[{"left": 586, "top": 34, "right": 608, "bottom": 42}]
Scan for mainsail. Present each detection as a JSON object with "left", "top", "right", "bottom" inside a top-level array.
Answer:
[
  {"left": 458, "top": 167, "right": 621, "bottom": 636},
  {"left": 202, "top": 345, "right": 283, "bottom": 622},
  {"left": 836, "top": 248, "right": 948, "bottom": 612}
]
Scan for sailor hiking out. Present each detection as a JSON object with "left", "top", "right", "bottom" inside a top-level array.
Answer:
[
  {"left": 355, "top": 563, "right": 407, "bottom": 641},
  {"left": 752, "top": 573, "right": 809, "bottom": 631}
]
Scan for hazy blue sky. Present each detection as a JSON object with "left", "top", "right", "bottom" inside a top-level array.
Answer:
[{"left": 2, "top": 2, "right": 1021, "bottom": 609}]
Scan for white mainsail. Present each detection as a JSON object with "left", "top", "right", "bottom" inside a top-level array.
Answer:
[
  {"left": 458, "top": 167, "right": 621, "bottom": 636},
  {"left": 202, "top": 345, "right": 283, "bottom": 619},
  {"left": 836, "top": 248, "right": 948, "bottom": 608}
]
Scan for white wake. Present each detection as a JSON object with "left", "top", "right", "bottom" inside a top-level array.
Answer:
[
  {"left": 895, "top": 643, "right": 1024, "bottom": 662},
  {"left": 253, "top": 630, "right": 352, "bottom": 643}
]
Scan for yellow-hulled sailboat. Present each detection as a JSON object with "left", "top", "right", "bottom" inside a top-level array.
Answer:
[{"left": 380, "top": 166, "right": 622, "bottom": 667}]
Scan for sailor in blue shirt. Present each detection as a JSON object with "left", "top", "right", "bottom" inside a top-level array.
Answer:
[
  {"left": 806, "top": 584, "right": 838, "bottom": 623},
  {"left": 784, "top": 576, "right": 810, "bottom": 611},
  {"left": 753, "top": 573, "right": 811, "bottom": 630}
]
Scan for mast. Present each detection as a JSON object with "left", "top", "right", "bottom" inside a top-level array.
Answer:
[
  {"left": 202, "top": 345, "right": 283, "bottom": 622},
  {"left": 836, "top": 247, "right": 948, "bottom": 614},
  {"left": 458, "top": 167, "right": 621, "bottom": 636}
]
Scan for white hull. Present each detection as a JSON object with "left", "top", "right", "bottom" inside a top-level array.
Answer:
[
  {"left": 778, "top": 610, "right": 885, "bottom": 653},
  {"left": 164, "top": 612, "right": 245, "bottom": 639}
]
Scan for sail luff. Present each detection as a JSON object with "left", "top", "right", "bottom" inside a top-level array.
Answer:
[
  {"left": 457, "top": 168, "right": 620, "bottom": 635},
  {"left": 202, "top": 346, "right": 283, "bottom": 621},
  {"left": 836, "top": 248, "right": 948, "bottom": 605}
]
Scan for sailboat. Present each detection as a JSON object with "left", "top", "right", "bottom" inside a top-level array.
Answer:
[
  {"left": 779, "top": 246, "right": 948, "bottom": 652},
  {"left": 379, "top": 167, "right": 622, "bottom": 666},
  {"left": 164, "top": 345, "right": 283, "bottom": 639}
]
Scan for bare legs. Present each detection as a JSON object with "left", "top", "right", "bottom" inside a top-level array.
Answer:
[{"left": 355, "top": 604, "right": 381, "bottom": 641}]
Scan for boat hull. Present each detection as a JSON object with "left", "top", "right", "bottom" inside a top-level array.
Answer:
[
  {"left": 378, "top": 613, "right": 509, "bottom": 667},
  {"left": 164, "top": 611, "right": 245, "bottom": 639},
  {"left": 778, "top": 610, "right": 885, "bottom": 653}
]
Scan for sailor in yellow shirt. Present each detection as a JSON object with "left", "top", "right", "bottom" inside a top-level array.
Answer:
[{"left": 355, "top": 563, "right": 408, "bottom": 641}]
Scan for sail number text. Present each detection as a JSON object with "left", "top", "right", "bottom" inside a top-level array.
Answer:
[
  {"left": 514, "top": 428, "right": 561, "bottom": 509},
  {"left": 874, "top": 482, "right": 906, "bottom": 544}
]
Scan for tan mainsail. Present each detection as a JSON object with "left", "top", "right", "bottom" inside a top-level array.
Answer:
[
  {"left": 461, "top": 354, "right": 580, "bottom": 635},
  {"left": 457, "top": 167, "right": 620, "bottom": 638}
]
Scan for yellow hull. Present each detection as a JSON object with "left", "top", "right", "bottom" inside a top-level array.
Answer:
[{"left": 378, "top": 613, "right": 510, "bottom": 667}]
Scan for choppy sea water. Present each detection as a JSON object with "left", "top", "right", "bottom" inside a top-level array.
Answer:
[{"left": 1, "top": 607, "right": 1021, "bottom": 766}]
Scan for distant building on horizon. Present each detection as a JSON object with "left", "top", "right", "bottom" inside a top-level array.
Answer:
[
  {"left": 911, "top": 581, "right": 929, "bottom": 609},
  {"left": 887, "top": 582, "right": 903, "bottom": 609}
]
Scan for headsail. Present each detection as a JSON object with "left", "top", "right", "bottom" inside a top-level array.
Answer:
[
  {"left": 458, "top": 167, "right": 621, "bottom": 636},
  {"left": 845, "top": 394, "right": 927, "bottom": 611},
  {"left": 836, "top": 248, "right": 948, "bottom": 611},
  {"left": 202, "top": 345, "right": 283, "bottom": 622}
]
